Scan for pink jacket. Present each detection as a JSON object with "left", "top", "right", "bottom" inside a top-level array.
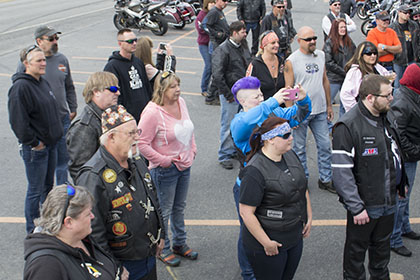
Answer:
[
  {"left": 137, "top": 97, "right": 196, "bottom": 171},
  {"left": 340, "top": 63, "right": 388, "bottom": 112}
]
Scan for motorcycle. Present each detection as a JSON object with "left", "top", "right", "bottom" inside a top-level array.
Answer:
[
  {"left": 161, "top": 0, "right": 197, "bottom": 29},
  {"left": 113, "top": 0, "right": 169, "bottom": 36},
  {"left": 357, "top": 0, "right": 381, "bottom": 20}
]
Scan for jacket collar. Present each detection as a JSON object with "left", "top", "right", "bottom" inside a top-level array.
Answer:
[{"left": 87, "top": 101, "right": 104, "bottom": 120}]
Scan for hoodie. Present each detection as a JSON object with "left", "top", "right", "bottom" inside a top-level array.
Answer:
[
  {"left": 8, "top": 73, "right": 63, "bottom": 147},
  {"left": 104, "top": 51, "right": 152, "bottom": 123},
  {"left": 24, "top": 233, "right": 120, "bottom": 280}
]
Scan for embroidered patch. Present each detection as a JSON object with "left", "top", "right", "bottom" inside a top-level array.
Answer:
[
  {"left": 84, "top": 263, "right": 101, "bottom": 278},
  {"left": 112, "top": 221, "right": 127, "bottom": 236},
  {"left": 103, "top": 169, "right": 117, "bottom": 183},
  {"left": 109, "top": 241, "right": 127, "bottom": 248},
  {"left": 58, "top": 64, "right": 67, "bottom": 73},
  {"left": 362, "top": 148, "right": 378, "bottom": 156},
  {"left": 126, "top": 203, "right": 133, "bottom": 211},
  {"left": 267, "top": 210, "right": 283, "bottom": 219},
  {"left": 112, "top": 193, "right": 133, "bottom": 208}
]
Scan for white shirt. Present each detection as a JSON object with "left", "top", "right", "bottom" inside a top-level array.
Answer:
[{"left": 322, "top": 11, "right": 356, "bottom": 36}]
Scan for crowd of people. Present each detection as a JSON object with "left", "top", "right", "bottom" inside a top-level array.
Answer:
[{"left": 6, "top": 0, "right": 420, "bottom": 279}]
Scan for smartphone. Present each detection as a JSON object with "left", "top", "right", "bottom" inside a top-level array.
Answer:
[
  {"left": 159, "top": 43, "right": 166, "bottom": 50},
  {"left": 284, "top": 88, "right": 299, "bottom": 100}
]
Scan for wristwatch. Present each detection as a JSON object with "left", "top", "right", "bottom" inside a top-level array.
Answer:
[{"left": 381, "top": 45, "right": 385, "bottom": 51}]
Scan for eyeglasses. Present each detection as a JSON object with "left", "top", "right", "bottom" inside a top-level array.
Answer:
[
  {"left": 62, "top": 185, "right": 76, "bottom": 224},
  {"left": 362, "top": 51, "right": 378, "bottom": 56},
  {"left": 106, "top": 86, "right": 120, "bottom": 93},
  {"left": 160, "top": 70, "right": 174, "bottom": 83},
  {"left": 119, "top": 38, "right": 138, "bottom": 44},
  {"left": 276, "top": 132, "right": 292, "bottom": 140},
  {"left": 299, "top": 36, "right": 317, "bottom": 42},
  {"left": 222, "top": 0, "right": 228, "bottom": 2},
  {"left": 372, "top": 92, "right": 393, "bottom": 100},
  {"left": 115, "top": 128, "right": 142, "bottom": 137},
  {"left": 42, "top": 35, "right": 59, "bottom": 42},
  {"left": 276, "top": 5, "right": 285, "bottom": 8}
]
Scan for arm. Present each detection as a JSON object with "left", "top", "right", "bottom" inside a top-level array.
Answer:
[
  {"left": 260, "top": 16, "right": 270, "bottom": 34},
  {"left": 261, "top": 0, "right": 266, "bottom": 21},
  {"left": 273, "top": 94, "right": 312, "bottom": 128},
  {"left": 323, "top": 66, "right": 333, "bottom": 121},
  {"left": 378, "top": 43, "right": 402, "bottom": 55},
  {"left": 283, "top": 60, "right": 295, "bottom": 107},
  {"left": 64, "top": 59, "right": 77, "bottom": 120},
  {"left": 211, "top": 47, "right": 232, "bottom": 100},
  {"left": 302, "top": 190, "right": 312, "bottom": 238},
  {"left": 340, "top": 67, "right": 361, "bottom": 112},
  {"left": 322, "top": 15, "right": 332, "bottom": 36},
  {"left": 345, "top": 14, "right": 357, "bottom": 33},
  {"left": 323, "top": 41, "right": 346, "bottom": 77}
]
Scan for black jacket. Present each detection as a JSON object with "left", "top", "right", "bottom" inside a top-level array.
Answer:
[
  {"left": 76, "top": 146, "right": 164, "bottom": 261},
  {"left": 236, "top": 0, "right": 266, "bottom": 23},
  {"left": 205, "top": 7, "right": 229, "bottom": 48},
  {"left": 67, "top": 102, "right": 103, "bottom": 181},
  {"left": 340, "top": 0, "right": 357, "bottom": 18},
  {"left": 390, "top": 20, "right": 420, "bottom": 65},
  {"left": 104, "top": 51, "right": 152, "bottom": 123},
  {"left": 212, "top": 39, "right": 251, "bottom": 100},
  {"left": 149, "top": 52, "right": 177, "bottom": 91},
  {"left": 246, "top": 54, "right": 285, "bottom": 100},
  {"left": 8, "top": 73, "right": 63, "bottom": 147},
  {"left": 24, "top": 233, "right": 120, "bottom": 280},
  {"left": 260, "top": 12, "right": 297, "bottom": 54},
  {"left": 323, "top": 38, "right": 356, "bottom": 84},
  {"left": 390, "top": 86, "right": 420, "bottom": 162}
]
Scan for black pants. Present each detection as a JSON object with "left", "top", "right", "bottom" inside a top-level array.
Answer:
[{"left": 343, "top": 211, "right": 394, "bottom": 280}]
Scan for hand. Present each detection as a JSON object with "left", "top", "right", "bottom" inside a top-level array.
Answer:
[
  {"left": 121, "top": 267, "right": 129, "bottom": 280},
  {"left": 353, "top": 210, "right": 370, "bottom": 225},
  {"left": 165, "top": 43, "right": 173, "bottom": 56},
  {"left": 378, "top": 43, "right": 385, "bottom": 51},
  {"left": 303, "top": 219, "right": 312, "bottom": 238},
  {"left": 384, "top": 72, "right": 396, "bottom": 82},
  {"left": 263, "top": 239, "right": 282, "bottom": 256},
  {"left": 228, "top": 97, "right": 235, "bottom": 103},
  {"left": 70, "top": 112, "right": 77, "bottom": 121},
  {"left": 273, "top": 88, "right": 289, "bottom": 105},
  {"left": 33, "top": 141, "right": 45, "bottom": 151},
  {"left": 296, "top": 83, "right": 307, "bottom": 101},
  {"left": 156, "top": 239, "right": 165, "bottom": 256},
  {"left": 327, "top": 106, "right": 334, "bottom": 122}
]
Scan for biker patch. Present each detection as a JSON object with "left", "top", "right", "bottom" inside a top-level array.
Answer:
[
  {"left": 362, "top": 148, "right": 378, "bottom": 156},
  {"left": 112, "top": 193, "right": 133, "bottom": 208},
  {"left": 107, "top": 210, "right": 122, "bottom": 223},
  {"left": 115, "top": 181, "right": 124, "bottom": 193},
  {"left": 58, "top": 64, "right": 67, "bottom": 73},
  {"left": 267, "top": 210, "right": 283, "bottom": 219},
  {"left": 112, "top": 221, "right": 127, "bottom": 236},
  {"left": 103, "top": 168, "right": 117, "bottom": 183}
]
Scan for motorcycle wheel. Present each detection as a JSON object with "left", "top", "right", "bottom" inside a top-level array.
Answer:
[
  {"left": 150, "top": 15, "right": 169, "bottom": 36},
  {"left": 113, "top": 13, "right": 127, "bottom": 31},
  {"left": 361, "top": 20, "right": 371, "bottom": 36},
  {"left": 357, "top": 5, "right": 368, "bottom": 20},
  {"left": 174, "top": 20, "right": 186, "bottom": 29}
]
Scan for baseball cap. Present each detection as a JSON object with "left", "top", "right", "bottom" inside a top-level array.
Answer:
[
  {"left": 398, "top": 4, "right": 410, "bottom": 12},
  {"left": 34, "top": 25, "right": 61, "bottom": 39},
  {"left": 272, "top": 0, "right": 285, "bottom": 6},
  {"left": 101, "top": 105, "right": 135, "bottom": 134},
  {"left": 329, "top": 0, "right": 340, "bottom": 5},
  {"left": 376, "top": 11, "right": 390, "bottom": 21}
]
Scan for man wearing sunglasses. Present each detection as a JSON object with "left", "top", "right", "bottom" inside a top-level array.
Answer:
[
  {"left": 104, "top": 29, "right": 152, "bottom": 123},
  {"left": 17, "top": 25, "right": 77, "bottom": 186},
  {"left": 322, "top": 0, "right": 356, "bottom": 41}
]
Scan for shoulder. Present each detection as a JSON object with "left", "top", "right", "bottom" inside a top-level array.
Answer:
[{"left": 25, "top": 254, "right": 68, "bottom": 280}]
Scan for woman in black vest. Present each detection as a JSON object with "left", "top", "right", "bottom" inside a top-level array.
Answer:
[
  {"left": 24, "top": 185, "right": 125, "bottom": 280},
  {"left": 239, "top": 117, "right": 312, "bottom": 280}
]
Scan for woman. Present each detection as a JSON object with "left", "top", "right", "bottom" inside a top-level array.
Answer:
[
  {"left": 134, "top": 37, "right": 176, "bottom": 90},
  {"left": 137, "top": 71, "right": 197, "bottom": 267},
  {"left": 322, "top": 18, "right": 356, "bottom": 107},
  {"left": 239, "top": 117, "right": 312, "bottom": 280},
  {"left": 340, "top": 41, "right": 394, "bottom": 113},
  {"left": 195, "top": 0, "right": 216, "bottom": 96},
  {"left": 246, "top": 30, "right": 286, "bottom": 100},
  {"left": 24, "top": 185, "right": 126, "bottom": 280}
]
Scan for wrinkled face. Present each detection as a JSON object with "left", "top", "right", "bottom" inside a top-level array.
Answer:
[
  {"left": 239, "top": 88, "right": 264, "bottom": 110},
  {"left": 273, "top": 3, "right": 286, "bottom": 17},
  {"left": 70, "top": 205, "right": 94, "bottom": 239},
  {"left": 372, "top": 83, "right": 393, "bottom": 114},
  {"left": 95, "top": 86, "right": 120, "bottom": 110},
  {"left": 37, "top": 33, "right": 59, "bottom": 55},
  {"left": 376, "top": 18, "right": 390, "bottom": 30},
  {"left": 113, "top": 120, "right": 141, "bottom": 158},
  {"left": 118, "top": 31, "right": 137, "bottom": 54},
  {"left": 338, "top": 21, "right": 347, "bottom": 36},
  {"left": 398, "top": 10, "right": 410, "bottom": 22},
  {"left": 25, "top": 51, "right": 47, "bottom": 77},
  {"left": 164, "top": 80, "right": 181, "bottom": 104},
  {"left": 330, "top": 1, "right": 341, "bottom": 15}
]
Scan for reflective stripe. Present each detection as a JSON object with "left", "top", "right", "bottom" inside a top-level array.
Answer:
[{"left": 332, "top": 163, "right": 354, "bottom": 168}]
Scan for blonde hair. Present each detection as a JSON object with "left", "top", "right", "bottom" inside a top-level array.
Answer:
[
  {"left": 135, "top": 36, "right": 155, "bottom": 67},
  {"left": 152, "top": 72, "right": 181, "bottom": 106},
  {"left": 82, "top": 71, "right": 119, "bottom": 103}
]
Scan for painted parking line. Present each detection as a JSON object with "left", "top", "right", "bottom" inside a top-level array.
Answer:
[
  {"left": 72, "top": 70, "right": 196, "bottom": 75},
  {"left": 72, "top": 56, "right": 202, "bottom": 61},
  {"left": 97, "top": 45, "right": 199, "bottom": 50}
]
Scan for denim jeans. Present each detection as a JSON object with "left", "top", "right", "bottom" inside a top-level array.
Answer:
[
  {"left": 20, "top": 143, "right": 57, "bottom": 233},
  {"left": 390, "top": 161, "right": 417, "bottom": 248},
  {"left": 245, "top": 22, "right": 260, "bottom": 56},
  {"left": 393, "top": 63, "right": 406, "bottom": 91},
  {"left": 292, "top": 112, "right": 332, "bottom": 182},
  {"left": 218, "top": 94, "right": 239, "bottom": 162},
  {"left": 233, "top": 182, "right": 256, "bottom": 280},
  {"left": 198, "top": 44, "right": 212, "bottom": 93},
  {"left": 328, "top": 83, "right": 342, "bottom": 131},
  {"left": 150, "top": 164, "right": 191, "bottom": 254},
  {"left": 123, "top": 256, "right": 156, "bottom": 280},
  {"left": 56, "top": 114, "right": 70, "bottom": 185}
]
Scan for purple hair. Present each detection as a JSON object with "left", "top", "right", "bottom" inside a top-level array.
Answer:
[{"left": 231, "top": 76, "right": 261, "bottom": 104}]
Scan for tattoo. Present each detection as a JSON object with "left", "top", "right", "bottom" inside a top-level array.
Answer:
[{"left": 284, "top": 63, "right": 289, "bottom": 73}]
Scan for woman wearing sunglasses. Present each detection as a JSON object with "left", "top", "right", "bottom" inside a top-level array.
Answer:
[
  {"left": 137, "top": 71, "right": 197, "bottom": 267},
  {"left": 239, "top": 117, "right": 312, "bottom": 280},
  {"left": 24, "top": 185, "right": 126, "bottom": 280},
  {"left": 340, "top": 41, "right": 394, "bottom": 113}
]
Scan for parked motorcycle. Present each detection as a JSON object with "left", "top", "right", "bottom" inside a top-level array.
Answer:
[
  {"left": 357, "top": 0, "right": 381, "bottom": 20},
  {"left": 161, "top": 0, "right": 197, "bottom": 29},
  {"left": 113, "top": 0, "right": 169, "bottom": 36}
]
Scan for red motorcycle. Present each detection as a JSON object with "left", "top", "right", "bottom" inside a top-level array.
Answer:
[{"left": 160, "top": 0, "right": 197, "bottom": 29}]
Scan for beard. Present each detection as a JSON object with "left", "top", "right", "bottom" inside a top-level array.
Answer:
[
  {"left": 372, "top": 98, "right": 390, "bottom": 114},
  {"left": 128, "top": 142, "right": 140, "bottom": 159},
  {"left": 50, "top": 43, "right": 58, "bottom": 54}
]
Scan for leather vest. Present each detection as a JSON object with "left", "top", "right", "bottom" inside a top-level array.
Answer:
[{"left": 246, "top": 151, "right": 308, "bottom": 231}]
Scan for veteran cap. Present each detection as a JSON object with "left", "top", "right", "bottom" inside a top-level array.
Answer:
[{"left": 101, "top": 105, "right": 135, "bottom": 134}]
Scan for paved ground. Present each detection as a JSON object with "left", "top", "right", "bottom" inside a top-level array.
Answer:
[{"left": 0, "top": 0, "right": 419, "bottom": 279}]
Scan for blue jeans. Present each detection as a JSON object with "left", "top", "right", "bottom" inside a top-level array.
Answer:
[
  {"left": 20, "top": 143, "right": 57, "bottom": 233},
  {"left": 218, "top": 94, "right": 239, "bottom": 162},
  {"left": 390, "top": 161, "right": 417, "bottom": 248},
  {"left": 328, "top": 83, "right": 342, "bottom": 131},
  {"left": 56, "top": 114, "right": 70, "bottom": 185},
  {"left": 123, "top": 257, "right": 156, "bottom": 280},
  {"left": 150, "top": 164, "right": 191, "bottom": 254},
  {"left": 292, "top": 112, "right": 332, "bottom": 182},
  {"left": 198, "top": 44, "right": 212, "bottom": 93},
  {"left": 393, "top": 63, "right": 406, "bottom": 91},
  {"left": 233, "top": 182, "right": 256, "bottom": 280}
]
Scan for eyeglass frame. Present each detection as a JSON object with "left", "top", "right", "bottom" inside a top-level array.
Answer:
[
  {"left": 299, "top": 36, "right": 318, "bottom": 42},
  {"left": 118, "top": 38, "right": 138, "bottom": 44},
  {"left": 105, "top": 86, "right": 120, "bottom": 93},
  {"left": 41, "top": 35, "right": 59, "bottom": 42},
  {"left": 113, "top": 128, "right": 142, "bottom": 137}
]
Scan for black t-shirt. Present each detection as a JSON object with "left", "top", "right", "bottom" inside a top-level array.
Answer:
[
  {"left": 399, "top": 22, "right": 414, "bottom": 63},
  {"left": 239, "top": 154, "right": 303, "bottom": 251}
]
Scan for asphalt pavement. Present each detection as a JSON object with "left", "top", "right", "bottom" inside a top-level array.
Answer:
[{"left": 0, "top": 0, "right": 419, "bottom": 279}]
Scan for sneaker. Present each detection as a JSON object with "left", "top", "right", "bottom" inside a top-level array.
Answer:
[
  {"left": 173, "top": 245, "right": 198, "bottom": 260},
  {"left": 205, "top": 98, "right": 220, "bottom": 106},
  {"left": 201, "top": 91, "right": 207, "bottom": 97},
  {"left": 318, "top": 180, "right": 336, "bottom": 194},
  {"left": 159, "top": 252, "right": 181, "bottom": 266},
  {"left": 219, "top": 159, "right": 233, "bottom": 170},
  {"left": 391, "top": 246, "right": 412, "bottom": 257}
]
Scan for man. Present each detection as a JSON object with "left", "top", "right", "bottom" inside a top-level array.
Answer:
[
  {"left": 340, "top": 0, "right": 357, "bottom": 18},
  {"left": 366, "top": 10, "right": 402, "bottom": 71},
  {"left": 322, "top": 0, "right": 356, "bottom": 41},
  {"left": 284, "top": 26, "right": 335, "bottom": 193},
  {"left": 230, "top": 76, "right": 311, "bottom": 280},
  {"left": 8, "top": 46, "right": 63, "bottom": 233},
  {"left": 260, "top": 0, "right": 297, "bottom": 58},
  {"left": 212, "top": 21, "right": 251, "bottom": 169},
  {"left": 236, "top": 0, "right": 266, "bottom": 56},
  {"left": 17, "top": 25, "right": 77, "bottom": 185},
  {"left": 66, "top": 71, "right": 120, "bottom": 181},
  {"left": 104, "top": 29, "right": 152, "bottom": 123},
  {"left": 389, "top": 64, "right": 420, "bottom": 257},
  {"left": 332, "top": 74, "right": 407, "bottom": 279},
  {"left": 76, "top": 105, "right": 164, "bottom": 279},
  {"left": 389, "top": 5, "right": 420, "bottom": 90},
  {"left": 411, "top": 7, "right": 420, "bottom": 24}
]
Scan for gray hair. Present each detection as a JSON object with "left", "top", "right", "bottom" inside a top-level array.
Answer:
[
  {"left": 99, "top": 128, "right": 117, "bottom": 146},
  {"left": 35, "top": 184, "right": 94, "bottom": 235}
]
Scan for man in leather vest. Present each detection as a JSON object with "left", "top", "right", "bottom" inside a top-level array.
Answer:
[
  {"left": 332, "top": 74, "right": 407, "bottom": 280},
  {"left": 67, "top": 71, "right": 120, "bottom": 181},
  {"left": 76, "top": 105, "right": 164, "bottom": 280},
  {"left": 322, "top": 0, "right": 356, "bottom": 41}
]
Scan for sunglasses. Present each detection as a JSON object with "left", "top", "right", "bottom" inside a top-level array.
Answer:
[
  {"left": 362, "top": 50, "right": 378, "bottom": 56},
  {"left": 333, "top": 3, "right": 341, "bottom": 6},
  {"left": 222, "top": 0, "right": 228, "bottom": 2},
  {"left": 43, "top": 35, "right": 59, "bottom": 42},
  {"left": 277, "top": 132, "right": 292, "bottom": 140},
  {"left": 119, "top": 38, "right": 138, "bottom": 44},
  {"left": 106, "top": 86, "right": 120, "bottom": 93},
  {"left": 160, "top": 70, "right": 174, "bottom": 83},
  {"left": 25, "top": 45, "right": 38, "bottom": 56},
  {"left": 62, "top": 185, "right": 76, "bottom": 224},
  {"left": 300, "top": 36, "right": 317, "bottom": 42},
  {"left": 276, "top": 5, "right": 285, "bottom": 8}
]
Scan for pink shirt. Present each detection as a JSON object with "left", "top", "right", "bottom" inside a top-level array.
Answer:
[{"left": 137, "top": 97, "right": 196, "bottom": 171}]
